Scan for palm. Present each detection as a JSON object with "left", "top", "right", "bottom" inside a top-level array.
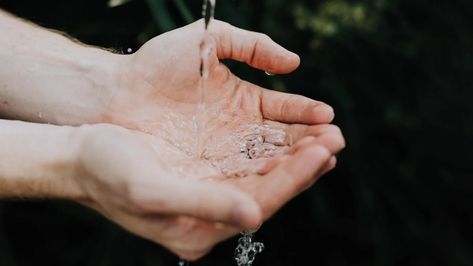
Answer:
[
  {"left": 108, "top": 20, "right": 331, "bottom": 177},
  {"left": 84, "top": 125, "right": 340, "bottom": 260},
  {"left": 90, "top": 20, "right": 344, "bottom": 259}
]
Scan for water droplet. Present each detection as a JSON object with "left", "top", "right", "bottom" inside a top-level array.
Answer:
[
  {"left": 126, "top": 48, "right": 132, "bottom": 53},
  {"left": 265, "top": 71, "right": 275, "bottom": 76},
  {"left": 177, "top": 260, "right": 188, "bottom": 266}
]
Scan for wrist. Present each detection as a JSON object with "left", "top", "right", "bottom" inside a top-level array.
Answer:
[
  {"left": 55, "top": 47, "right": 129, "bottom": 126},
  {"left": 0, "top": 120, "right": 89, "bottom": 202},
  {"left": 71, "top": 123, "right": 130, "bottom": 203}
]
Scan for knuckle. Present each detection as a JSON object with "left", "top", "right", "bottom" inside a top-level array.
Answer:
[
  {"left": 280, "top": 100, "right": 291, "bottom": 118},
  {"left": 258, "top": 33, "right": 272, "bottom": 42}
]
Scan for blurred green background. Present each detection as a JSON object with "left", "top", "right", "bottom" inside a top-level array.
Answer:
[{"left": 0, "top": 0, "right": 472, "bottom": 265}]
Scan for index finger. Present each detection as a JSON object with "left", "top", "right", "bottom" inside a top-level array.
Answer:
[{"left": 260, "top": 87, "right": 335, "bottom": 124}]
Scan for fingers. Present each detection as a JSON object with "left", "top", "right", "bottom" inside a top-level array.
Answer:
[
  {"left": 211, "top": 20, "right": 300, "bottom": 74},
  {"left": 256, "top": 124, "right": 344, "bottom": 175},
  {"left": 81, "top": 126, "right": 262, "bottom": 229},
  {"left": 256, "top": 155, "right": 289, "bottom": 175},
  {"left": 259, "top": 86, "right": 335, "bottom": 124},
  {"left": 286, "top": 124, "right": 346, "bottom": 154},
  {"left": 254, "top": 144, "right": 332, "bottom": 219},
  {"left": 129, "top": 177, "right": 262, "bottom": 230}
]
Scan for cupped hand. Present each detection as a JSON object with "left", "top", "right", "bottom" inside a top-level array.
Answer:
[
  {"left": 76, "top": 123, "right": 343, "bottom": 260},
  {"left": 102, "top": 19, "right": 340, "bottom": 175},
  {"left": 82, "top": 20, "right": 346, "bottom": 259}
]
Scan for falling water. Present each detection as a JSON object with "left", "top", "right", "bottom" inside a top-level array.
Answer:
[
  {"left": 191, "top": 0, "right": 217, "bottom": 159},
  {"left": 234, "top": 231, "right": 265, "bottom": 266},
  {"left": 178, "top": 259, "right": 189, "bottom": 266},
  {"left": 178, "top": 1, "right": 283, "bottom": 265},
  {"left": 202, "top": 0, "right": 216, "bottom": 30}
]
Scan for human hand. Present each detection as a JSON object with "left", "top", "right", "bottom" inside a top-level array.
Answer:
[
  {"left": 101, "top": 19, "right": 340, "bottom": 174},
  {"left": 75, "top": 123, "right": 343, "bottom": 260},
  {"left": 0, "top": 13, "right": 346, "bottom": 260},
  {"left": 85, "top": 20, "right": 345, "bottom": 259}
]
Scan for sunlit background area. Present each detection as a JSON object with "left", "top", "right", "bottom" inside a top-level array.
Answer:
[{"left": 0, "top": 0, "right": 472, "bottom": 265}]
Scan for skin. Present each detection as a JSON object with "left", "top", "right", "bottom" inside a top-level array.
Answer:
[{"left": 0, "top": 10, "right": 345, "bottom": 260}]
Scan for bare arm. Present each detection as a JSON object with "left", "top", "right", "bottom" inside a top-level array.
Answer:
[
  {"left": 0, "top": 119, "right": 263, "bottom": 258},
  {"left": 0, "top": 118, "right": 341, "bottom": 260},
  {"left": 0, "top": 9, "right": 122, "bottom": 125},
  {"left": 0, "top": 11, "right": 345, "bottom": 259},
  {"left": 0, "top": 119, "right": 85, "bottom": 199}
]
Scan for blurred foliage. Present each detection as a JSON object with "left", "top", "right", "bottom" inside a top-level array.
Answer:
[
  {"left": 293, "top": 0, "right": 385, "bottom": 36},
  {"left": 0, "top": 0, "right": 472, "bottom": 266}
]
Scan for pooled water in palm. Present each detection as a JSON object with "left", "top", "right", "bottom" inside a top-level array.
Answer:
[{"left": 205, "top": 123, "right": 288, "bottom": 177}]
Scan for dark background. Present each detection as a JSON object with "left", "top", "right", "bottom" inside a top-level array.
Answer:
[{"left": 0, "top": 0, "right": 472, "bottom": 265}]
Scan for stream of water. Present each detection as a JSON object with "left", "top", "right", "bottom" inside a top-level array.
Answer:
[{"left": 178, "top": 1, "right": 278, "bottom": 265}]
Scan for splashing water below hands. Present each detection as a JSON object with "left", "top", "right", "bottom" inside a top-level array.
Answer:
[
  {"left": 178, "top": 260, "right": 189, "bottom": 266},
  {"left": 234, "top": 231, "right": 265, "bottom": 266}
]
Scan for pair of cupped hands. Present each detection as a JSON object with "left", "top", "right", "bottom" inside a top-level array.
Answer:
[{"left": 73, "top": 20, "right": 345, "bottom": 260}]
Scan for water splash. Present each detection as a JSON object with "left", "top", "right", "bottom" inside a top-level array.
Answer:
[
  {"left": 204, "top": 123, "right": 288, "bottom": 177},
  {"left": 178, "top": 259, "right": 189, "bottom": 266},
  {"left": 234, "top": 231, "right": 265, "bottom": 266}
]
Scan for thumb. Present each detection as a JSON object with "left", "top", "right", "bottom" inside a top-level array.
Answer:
[{"left": 210, "top": 20, "right": 300, "bottom": 74}]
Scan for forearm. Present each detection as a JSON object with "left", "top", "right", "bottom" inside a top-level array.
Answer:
[
  {"left": 0, "top": 119, "right": 86, "bottom": 200},
  {"left": 0, "top": 9, "right": 123, "bottom": 125}
]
